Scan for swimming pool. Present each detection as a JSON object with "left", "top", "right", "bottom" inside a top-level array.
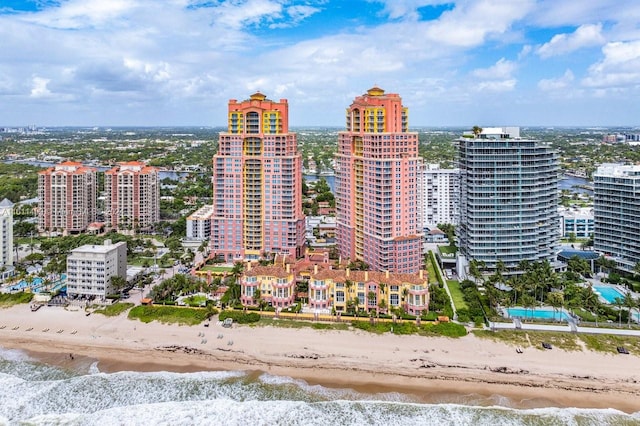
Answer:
[
  {"left": 505, "top": 307, "right": 570, "bottom": 321},
  {"left": 593, "top": 285, "right": 626, "bottom": 304},
  {"left": 8, "top": 277, "right": 43, "bottom": 292}
]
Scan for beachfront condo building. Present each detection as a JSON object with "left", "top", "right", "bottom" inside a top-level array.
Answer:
[
  {"left": 593, "top": 163, "right": 640, "bottom": 274},
  {"left": 417, "top": 162, "right": 460, "bottom": 230},
  {"left": 0, "top": 198, "right": 14, "bottom": 280},
  {"left": 240, "top": 262, "right": 297, "bottom": 308},
  {"left": 104, "top": 161, "right": 160, "bottom": 233},
  {"left": 37, "top": 161, "right": 97, "bottom": 235},
  {"left": 211, "top": 92, "right": 306, "bottom": 262},
  {"left": 239, "top": 262, "right": 429, "bottom": 315},
  {"left": 457, "top": 127, "right": 560, "bottom": 274},
  {"left": 66, "top": 239, "right": 127, "bottom": 300},
  {"left": 186, "top": 204, "right": 214, "bottom": 241},
  {"left": 335, "top": 87, "right": 422, "bottom": 274}
]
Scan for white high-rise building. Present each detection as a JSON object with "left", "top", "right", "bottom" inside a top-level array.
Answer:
[
  {"left": 417, "top": 162, "right": 460, "bottom": 230},
  {"left": 593, "top": 163, "right": 640, "bottom": 273},
  {"left": 66, "top": 240, "right": 127, "bottom": 300},
  {"left": 0, "top": 198, "right": 14, "bottom": 280},
  {"left": 457, "top": 127, "right": 560, "bottom": 273},
  {"left": 186, "top": 205, "right": 214, "bottom": 241}
]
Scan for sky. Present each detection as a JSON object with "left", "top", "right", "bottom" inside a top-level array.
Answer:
[{"left": 1, "top": 0, "right": 639, "bottom": 127}]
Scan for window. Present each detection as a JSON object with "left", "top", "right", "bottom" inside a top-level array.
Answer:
[{"left": 390, "top": 294, "right": 399, "bottom": 306}]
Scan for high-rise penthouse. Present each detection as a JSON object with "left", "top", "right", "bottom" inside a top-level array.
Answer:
[
  {"left": 593, "top": 163, "right": 640, "bottom": 273},
  {"left": 38, "top": 161, "right": 97, "bottom": 235},
  {"left": 104, "top": 161, "right": 160, "bottom": 233},
  {"left": 335, "top": 87, "right": 422, "bottom": 274},
  {"left": 211, "top": 92, "right": 305, "bottom": 262},
  {"left": 457, "top": 127, "right": 559, "bottom": 273}
]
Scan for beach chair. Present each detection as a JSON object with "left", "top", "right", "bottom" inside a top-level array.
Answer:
[{"left": 616, "top": 346, "right": 629, "bottom": 354}]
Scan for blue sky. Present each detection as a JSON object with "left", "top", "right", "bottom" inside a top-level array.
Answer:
[{"left": 1, "top": 0, "right": 639, "bottom": 127}]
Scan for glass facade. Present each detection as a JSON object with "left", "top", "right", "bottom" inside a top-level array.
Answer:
[{"left": 457, "top": 130, "right": 560, "bottom": 272}]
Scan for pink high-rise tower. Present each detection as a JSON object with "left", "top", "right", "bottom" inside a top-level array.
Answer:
[
  {"left": 336, "top": 87, "right": 423, "bottom": 273},
  {"left": 211, "top": 92, "right": 305, "bottom": 262}
]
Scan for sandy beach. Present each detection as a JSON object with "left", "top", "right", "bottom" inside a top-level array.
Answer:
[{"left": 1, "top": 304, "right": 640, "bottom": 413}]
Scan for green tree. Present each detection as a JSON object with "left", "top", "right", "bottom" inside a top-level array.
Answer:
[
  {"left": 110, "top": 275, "right": 128, "bottom": 294},
  {"left": 546, "top": 291, "right": 564, "bottom": 322},
  {"left": 623, "top": 292, "right": 637, "bottom": 328},
  {"left": 613, "top": 297, "right": 624, "bottom": 326}
]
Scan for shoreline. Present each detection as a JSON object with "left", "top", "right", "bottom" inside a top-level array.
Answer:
[{"left": 2, "top": 304, "right": 640, "bottom": 413}]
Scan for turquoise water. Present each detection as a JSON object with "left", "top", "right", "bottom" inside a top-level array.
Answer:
[
  {"left": 7, "top": 277, "right": 43, "bottom": 292},
  {"left": 6, "top": 274, "right": 66, "bottom": 293},
  {"left": 1, "top": 347, "right": 639, "bottom": 425},
  {"left": 594, "top": 286, "right": 625, "bottom": 304},
  {"left": 506, "top": 308, "right": 570, "bottom": 321}
]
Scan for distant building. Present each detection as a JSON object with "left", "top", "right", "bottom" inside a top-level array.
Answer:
[
  {"left": 335, "top": 86, "right": 422, "bottom": 274},
  {"left": 417, "top": 162, "right": 460, "bottom": 230},
  {"left": 593, "top": 163, "right": 640, "bottom": 273},
  {"left": 186, "top": 205, "right": 214, "bottom": 241},
  {"left": 66, "top": 240, "right": 127, "bottom": 300},
  {"left": 559, "top": 207, "right": 594, "bottom": 239},
  {"left": 104, "top": 161, "right": 160, "bottom": 233},
  {"left": 0, "top": 198, "right": 14, "bottom": 280},
  {"left": 37, "top": 161, "right": 97, "bottom": 235},
  {"left": 211, "top": 92, "right": 306, "bottom": 262},
  {"left": 457, "top": 127, "right": 560, "bottom": 273}
]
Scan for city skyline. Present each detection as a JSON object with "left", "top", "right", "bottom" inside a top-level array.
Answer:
[{"left": 1, "top": 1, "right": 640, "bottom": 127}]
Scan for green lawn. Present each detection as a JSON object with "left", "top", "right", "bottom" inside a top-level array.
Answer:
[
  {"left": 446, "top": 280, "right": 468, "bottom": 310},
  {"left": 0, "top": 292, "right": 34, "bottom": 307},
  {"left": 128, "top": 305, "right": 208, "bottom": 325},
  {"left": 200, "top": 265, "right": 233, "bottom": 273},
  {"left": 438, "top": 245, "right": 458, "bottom": 255},
  {"left": 93, "top": 302, "right": 134, "bottom": 317}
]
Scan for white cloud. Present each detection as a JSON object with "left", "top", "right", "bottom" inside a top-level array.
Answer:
[
  {"left": 472, "top": 58, "right": 516, "bottom": 79},
  {"left": 30, "top": 77, "right": 52, "bottom": 98},
  {"left": 423, "top": 0, "right": 535, "bottom": 47},
  {"left": 582, "top": 40, "right": 640, "bottom": 88},
  {"left": 208, "top": 0, "right": 284, "bottom": 30},
  {"left": 371, "top": 0, "right": 452, "bottom": 20},
  {"left": 518, "top": 45, "right": 532, "bottom": 60},
  {"left": 530, "top": 0, "right": 640, "bottom": 28},
  {"left": 25, "top": 0, "right": 137, "bottom": 29},
  {"left": 538, "top": 70, "right": 574, "bottom": 91},
  {"left": 537, "top": 23, "right": 605, "bottom": 58},
  {"left": 476, "top": 79, "right": 516, "bottom": 92}
]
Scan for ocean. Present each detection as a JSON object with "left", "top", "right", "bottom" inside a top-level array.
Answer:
[{"left": 1, "top": 347, "right": 638, "bottom": 425}]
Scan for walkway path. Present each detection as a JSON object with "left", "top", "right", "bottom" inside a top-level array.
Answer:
[{"left": 490, "top": 320, "right": 640, "bottom": 337}]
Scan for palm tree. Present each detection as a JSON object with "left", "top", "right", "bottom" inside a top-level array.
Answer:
[
  {"left": 378, "top": 298, "right": 388, "bottom": 314},
  {"left": 367, "top": 291, "right": 376, "bottom": 313},
  {"left": 583, "top": 286, "right": 600, "bottom": 325},
  {"left": 611, "top": 298, "right": 624, "bottom": 326},
  {"left": 546, "top": 291, "right": 564, "bottom": 322},
  {"left": 345, "top": 279, "right": 353, "bottom": 300},
  {"left": 472, "top": 126, "right": 482, "bottom": 137},
  {"left": 634, "top": 261, "right": 640, "bottom": 281},
  {"left": 623, "top": 293, "right": 637, "bottom": 328},
  {"left": 469, "top": 259, "right": 485, "bottom": 286},
  {"left": 352, "top": 297, "right": 360, "bottom": 316}
]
